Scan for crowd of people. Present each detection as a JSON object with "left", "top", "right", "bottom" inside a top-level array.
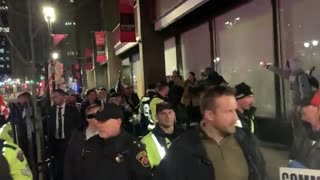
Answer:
[{"left": 0, "top": 57, "right": 320, "bottom": 180}]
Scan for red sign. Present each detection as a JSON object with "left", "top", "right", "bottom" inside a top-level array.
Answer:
[
  {"left": 94, "top": 32, "right": 107, "bottom": 63},
  {"left": 95, "top": 32, "right": 105, "bottom": 46},
  {"left": 84, "top": 48, "right": 93, "bottom": 70},
  {"left": 113, "top": 0, "right": 136, "bottom": 45}
]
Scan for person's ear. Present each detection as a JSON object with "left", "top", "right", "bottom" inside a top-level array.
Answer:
[
  {"left": 117, "top": 119, "right": 122, "bottom": 126},
  {"left": 204, "top": 110, "right": 214, "bottom": 122}
]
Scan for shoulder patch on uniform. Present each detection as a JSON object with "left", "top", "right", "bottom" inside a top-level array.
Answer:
[
  {"left": 17, "top": 150, "right": 25, "bottom": 162},
  {"left": 136, "top": 151, "right": 150, "bottom": 167}
]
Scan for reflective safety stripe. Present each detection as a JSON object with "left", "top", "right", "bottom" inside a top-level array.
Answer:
[
  {"left": 151, "top": 134, "right": 166, "bottom": 159},
  {"left": 147, "top": 124, "right": 155, "bottom": 131},
  {"left": 235, "top": 119, "right": 243, "bottom": 128},
  {"left": 250, "top": 117, "right": 255, "bottom": 133}
]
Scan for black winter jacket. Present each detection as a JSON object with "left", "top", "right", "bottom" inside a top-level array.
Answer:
[{"left": 153, "top": 127, "right": 267, "bottom": 180}]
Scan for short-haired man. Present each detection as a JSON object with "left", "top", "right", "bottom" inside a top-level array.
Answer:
[
  {"left": 64, "top": 104, "right": 100, "bottom": 180},
  {"left": 98, "top": 88, "right": 108, "bottom": 109},
  {"left": 80, "top": 88, "right": 98, "bottom": 121},
  {"left": 45, "top": 89, "right": 81, "bottom": 180},
  {"left": 154, "top": 86, "right": 266, "bottom": 180},
  {"left": 141, "top": 102, "right": 182, "bottom": 169}
]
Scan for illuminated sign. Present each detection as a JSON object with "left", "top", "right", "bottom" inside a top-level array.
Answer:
[{"left": 280, "top": 167, "right": 320, "bottom": 180}]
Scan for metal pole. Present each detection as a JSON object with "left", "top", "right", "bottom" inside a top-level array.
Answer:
[
  {"left": 48, "top": 18, "right": 56, "bottom": 91},
  {"left": 27, "top": 0, "right": 45, "bottom": 179}
]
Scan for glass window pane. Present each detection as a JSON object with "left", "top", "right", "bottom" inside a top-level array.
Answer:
[
  {"left": 280, "top": 0, "right": 320, "bottom": 114},
  {"left": 164, "top": 37, "right": 177, "bottom": 76},
  {"left": 181, "top": 22, "right": 211, "bottom": 80},
  {"left": 215, "top": 0, "right": 275, "bottom": 117}
]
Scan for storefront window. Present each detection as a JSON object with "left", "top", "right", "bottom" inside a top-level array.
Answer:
[
  {"left": 131, "top": 53, "right": 144, "bottom": 97},
  {"left": 280, "top": 0, "right": 320, "bottom": 115},
  {"left": 181, "top": 22, "right": 211, "bottom": 80},
  {"left": 164, "top": 37, "right": 177, "bottom": 76},
  {"left": 215, "top": 0, "right": 275, "bottom": 117},
  {"left": 122, "top": 58, "right": 133, "bottom": 86}
]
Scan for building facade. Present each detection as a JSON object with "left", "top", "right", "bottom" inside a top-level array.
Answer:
[
  {"left": 0, "top": 0, "right": 11, "bottom": 81},
  {"left": 75, "top": 0, "right": 320, "bottom": 144}
]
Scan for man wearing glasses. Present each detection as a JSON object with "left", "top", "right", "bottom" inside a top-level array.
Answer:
[{"left": 64, "top": 104, "right": 100, "bottom": 180}]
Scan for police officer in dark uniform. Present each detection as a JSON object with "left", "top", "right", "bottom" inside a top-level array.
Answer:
[{"left": 80, "top": 103, "right": 152, "bottom": 180}]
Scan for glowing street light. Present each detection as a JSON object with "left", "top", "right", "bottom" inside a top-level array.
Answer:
[
  {"left": 51, "top": 52, "right": 59, "bottom": 60},
  {"left": 43, "top": 6, "right": 56, "bottom": 23}
]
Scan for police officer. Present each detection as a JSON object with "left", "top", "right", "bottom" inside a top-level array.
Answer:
[
  {"left": 141, "top": 102, "right": 182, "bottom": 169},
  {"left": 149, "top": 82, "right": 169, "bottom": 127},
  {"left": 80, "top": 103, "right": 152, "bottom": 180},
  {"left": 0, "top": 121, "right": 14, "bottom": 143},
  {"left": 234, "top": 82, "right": 257, "bottom": 134},
  {"left": 0, "top": 96, "right": 32, "bottom": 180},
  {"left": 0, "top": 119, "right": 32, "bottom": 180},
  {"left": 0, "top": 139, "right": 33, "bottom": 180}
]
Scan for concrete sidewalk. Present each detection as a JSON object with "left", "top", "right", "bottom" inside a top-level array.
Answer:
[{"left": 260, "top": 143, "right": 290, "bottom": 180}]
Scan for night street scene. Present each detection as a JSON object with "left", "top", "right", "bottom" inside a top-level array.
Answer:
[{"left": 0, "top": 0, "right": 320, "bottom": 180}]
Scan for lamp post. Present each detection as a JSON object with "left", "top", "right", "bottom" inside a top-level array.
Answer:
[
  {"left": 43, "top": 6, "right": 56, "bottom": 90},
  {"left": 43, "top": 6, "right": 55, "bottom": 35}
]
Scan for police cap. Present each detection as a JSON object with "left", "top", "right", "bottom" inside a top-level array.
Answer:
[
  {"left": 95, "top": 103, "right": 123, "bottom": 122},
  {"left": 156, "top": 102, "right": 173, "bottom": 114}
]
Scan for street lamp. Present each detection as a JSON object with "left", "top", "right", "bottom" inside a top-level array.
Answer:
[
  {"left": 51, "top": 52, "right": 59, "bottom": 60},
  {"left": 42, "top": 6, "right": 56, "bottom": 47},
  {"left": 43, "top": 6, "right": 56, "bottom": 91},
  {"left": 43, "top": 6, "right": 56, "bottom": 23}
]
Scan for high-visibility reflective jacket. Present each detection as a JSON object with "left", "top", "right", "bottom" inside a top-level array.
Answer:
[
  {"left": 141, "top": 132, "right": 171, "bottom": 168},
  {"left": 0, "top": 140, "right": 33, "bottom": 180},
  {"left": 149, "top": 96, "right": 165, "bottom": 124},
  {"left": 236, "top": 108, "right": 256, "bottom": 134},
  {"left": 0, "top": 122, "right": 14, "bottom": 143}
]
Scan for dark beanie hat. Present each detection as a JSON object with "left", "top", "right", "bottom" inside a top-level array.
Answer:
[{"left": 235, "top": 82, "right": 254, "bottom": 100}]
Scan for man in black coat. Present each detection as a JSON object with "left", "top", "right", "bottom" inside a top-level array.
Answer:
[
  {"left": 64, "top": 104, "right": 100, "bottom": 180},
  {"left": 45, "top": 89, "right": 81, "bottom": 180},
  {"left": 154, "top": 86, "right": 267, "bottom": 180}
]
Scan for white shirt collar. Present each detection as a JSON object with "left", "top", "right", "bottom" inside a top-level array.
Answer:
[{"left": 58, "top": 103, "right": 66, "bottom": 109}]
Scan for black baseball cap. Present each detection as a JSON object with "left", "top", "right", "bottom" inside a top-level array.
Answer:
[
  {"left": 95, "top": 103, "right": 124, "bottom": 122},
  {"left": 156, "top": 102, "right": 173, "bottom": 114}
]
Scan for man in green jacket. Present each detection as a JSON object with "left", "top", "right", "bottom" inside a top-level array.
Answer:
[{"left": 149, "top": 82, "right": 169, "bottom": 125}]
